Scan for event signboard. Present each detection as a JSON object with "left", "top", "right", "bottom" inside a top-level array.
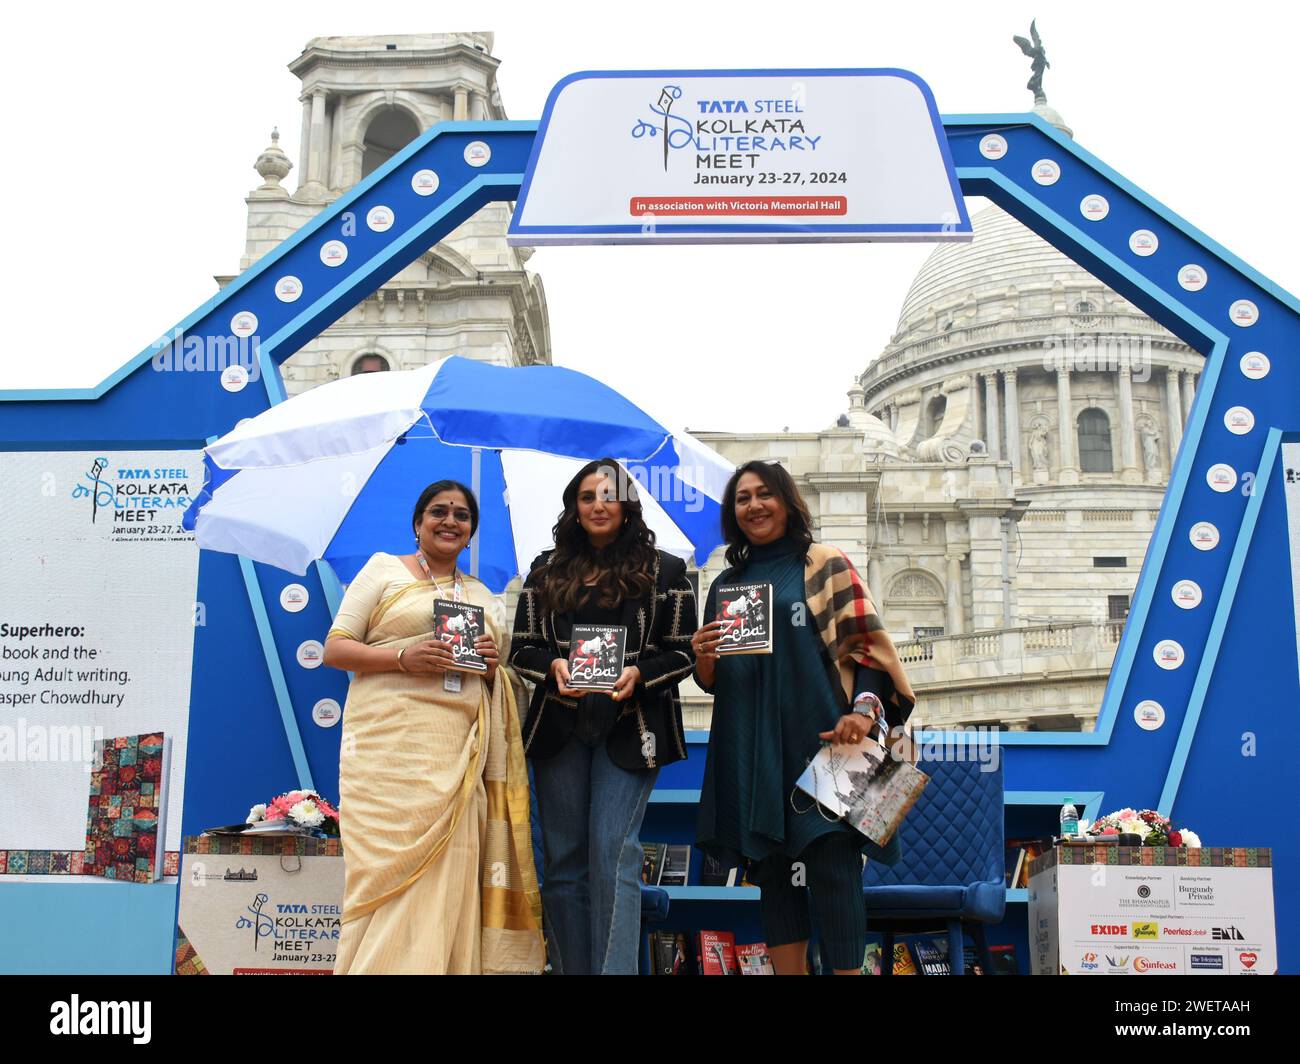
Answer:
[{"left": 508, "top": 69, "right": 971, "bottom": 244}]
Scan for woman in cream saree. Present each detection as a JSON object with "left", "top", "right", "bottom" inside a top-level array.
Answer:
[{"left": 323, "top": 481, "right": 544, "bottom": 975}]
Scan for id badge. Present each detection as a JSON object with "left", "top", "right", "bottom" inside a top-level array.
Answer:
[{"left": 443, "top": 671, "right": 463, "bottom": 693}]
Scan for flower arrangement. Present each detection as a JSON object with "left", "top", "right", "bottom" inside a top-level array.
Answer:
[
  {"left": 1087, "top": 808, "right": 1200, "bottom": 848},
  {"left": 246, "top": 790, "right": 340, "bottom": 837}
]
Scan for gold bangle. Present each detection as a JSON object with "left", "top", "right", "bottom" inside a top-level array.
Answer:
[{"left": 396, "top": 647, "right": 408, "bottom": 672}]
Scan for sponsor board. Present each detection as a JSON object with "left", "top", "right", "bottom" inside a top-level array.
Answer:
[{"left": 1031, "top": 862, "right": 1276, "bottom": 974}]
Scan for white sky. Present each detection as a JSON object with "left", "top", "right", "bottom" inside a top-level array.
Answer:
[{"left": 3, "top": 1, "right": 1297, "bottom": 431}]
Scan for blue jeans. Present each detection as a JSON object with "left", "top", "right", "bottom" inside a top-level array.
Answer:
[{"left": 532, "top": 727, "right": 658, "bottom": 975}]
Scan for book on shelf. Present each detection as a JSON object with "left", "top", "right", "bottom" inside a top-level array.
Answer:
[
  {"left": 641, "top": 842, "right": 666, "bottom": 885},
  {"left": 988, "top": 944, "right": 1019, "bottom": 975},
  {"left": 567, "top": 624, "right": 627, "bottom": 691},
  {"left": 649, "top": 930, "right": 695, "bottom": 975},
  {"left": 433, "top": 599, "right": 488, "bottom": 672},
  {"left": 1006, "top": 837, "right": 1051, "bottom": 887},
  {"left": 862, "top": 941, "right": 883, "bottom": 975},
  {"left": 912, "top": 936, "right": 986, "bottom": 975},
  {"left": 699, "top": 852, "right": 739, "bottom": 887},
  {"left": 1005, "top": 844, "right": 1026, "bottom": 889},
  {"left": 891, "top": 941, "right": 918, "bottom": 975},
  {"left": 713, "top": 581, "right": 773, "bottom": 655},
  {"left": 736, "top": 942, "right": 774, "bottom": 975},
  {"left": 658, "top": 844, "right": 691, "bottom": 887},
  {"left": 84, "top": 732, "right": 172, "bottom": 883},
  {"left": 697, "top": 930, "right": 737, "bottom": 975},
  {"left": 912, "top": 937, "right": 951, "bottom": 976}
]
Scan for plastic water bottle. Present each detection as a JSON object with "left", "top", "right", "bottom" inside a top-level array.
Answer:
[{"left": 1059, "top": 797, "right": 1079, "bottom": 840}]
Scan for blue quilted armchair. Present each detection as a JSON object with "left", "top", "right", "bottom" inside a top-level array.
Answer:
[{"left": 862, "top": 751, "right": 1006, "bottom": 975}]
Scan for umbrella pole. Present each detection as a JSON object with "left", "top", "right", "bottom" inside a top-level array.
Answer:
[{"left": 469, "top": 446, "right": 481, "bottom": 579}]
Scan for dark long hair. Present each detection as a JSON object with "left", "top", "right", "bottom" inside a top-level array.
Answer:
[
  {"left": 720, "top": 460, "right": 814, "bottom": 567},
  {"left": 411, "top": 479, "right": 480, "bottom": 538},
  {"left": 540, "top": 458, "right": 657, "bottom": 612}
]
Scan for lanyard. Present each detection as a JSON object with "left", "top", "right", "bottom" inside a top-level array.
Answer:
[{"left": 416, "top": 551, "right": 462, "bottom": 602}]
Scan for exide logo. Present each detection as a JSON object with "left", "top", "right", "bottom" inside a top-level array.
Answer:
[{"left": 1091, "top": 924, "right": 1127, "bottom": 935}]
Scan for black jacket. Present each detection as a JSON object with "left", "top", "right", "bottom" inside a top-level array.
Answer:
[{"left": 509, "top": 548, "right": 698, "bottom": 771}]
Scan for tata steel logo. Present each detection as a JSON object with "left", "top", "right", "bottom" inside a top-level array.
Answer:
[
  {"left": 1132, "top": 922, "right": 1159, "bottom": 940},
  {"left": 1133, "top": 956, "right": 1177, "bottom": 973},
  {"left": 1079, "top": 952, "right": 1100, "bottom": 971},
  {"left": 1091, "top": 924, "right": 1127, "bottom": 936}
]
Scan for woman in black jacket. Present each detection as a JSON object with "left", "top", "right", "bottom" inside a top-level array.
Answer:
[{"left": 510, "top": 458, "right": 697, "bottom": 974}]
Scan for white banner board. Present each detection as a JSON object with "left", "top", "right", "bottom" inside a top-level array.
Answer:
[
  {"left": 1030, "top": 855, "right": 1276, "bottom": 975},
  {"left": 1282, "top": 442, "right": 1300, "bottom": 690},
  {"left": 0, "top": 450, "right": 203, "bottom": 876},
  {"left": 178, "top": 845, "right": 343, "bottom": 974},
  {"left": 509, "top": 69, "right": 971, "bottom": 245}
]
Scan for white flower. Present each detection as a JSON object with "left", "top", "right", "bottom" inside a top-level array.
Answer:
[
  {"left": 1119, "top": 818, "right": 1151, "bottom": 838},
  {"left": 288, "top": 799, "right": 325, "bottom": 828},
  {"left": 1179, "top": 829, "right": 1201, "bottom": 848},
  {"left": 246, "top": 803, "right": 267, "bottom": 824}
]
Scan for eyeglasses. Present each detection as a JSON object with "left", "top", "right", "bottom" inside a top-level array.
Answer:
[{"left": 425, "top": 506, "right": 473, "bottom": 524}]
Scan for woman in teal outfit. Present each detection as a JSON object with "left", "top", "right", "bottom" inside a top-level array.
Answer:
[{"left": 693, "top": 460, "right": 917, "bottom": 975}]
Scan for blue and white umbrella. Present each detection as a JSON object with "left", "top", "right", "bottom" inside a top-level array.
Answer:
[{"left": 182, "top": 356, "right": 733, "bottom": 591}]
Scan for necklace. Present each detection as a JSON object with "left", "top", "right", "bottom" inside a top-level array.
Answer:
[{"left": 415, "top": 549, "right": 462, "bottom": 601}]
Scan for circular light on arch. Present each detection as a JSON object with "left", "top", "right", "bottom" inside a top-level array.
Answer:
[{"left": 980, "top": 134, "right": 1008, "bottom": 159}]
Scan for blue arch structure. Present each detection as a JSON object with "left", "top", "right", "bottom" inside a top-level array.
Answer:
[{"left": 0, "top": 110, "right": 1296, "bottom": 973}]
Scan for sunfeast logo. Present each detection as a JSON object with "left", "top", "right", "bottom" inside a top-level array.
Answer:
[{"left": 49, "top": 996, "right": 151, "bottom": 1044}]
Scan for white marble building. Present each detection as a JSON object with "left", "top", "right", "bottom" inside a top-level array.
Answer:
[
  {"left": 220, "top": 32, "right": 550, "bottom": 391},
  {"left": 688, "top": 127, "right": 1202, "bottom": 732}
]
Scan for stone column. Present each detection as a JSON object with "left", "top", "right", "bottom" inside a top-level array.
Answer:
[
  {"left": 298, "top": 98, "right": 313, "bottom": 185},
  {"left": 967, "top": 514, "right": 1006, "bottom": 631},
  {"left": 327, "top": 97, "right": 344, "bottom": 191},
  {"left": 983, "top": 371, "right": 1002, "bottom": 460},
  {"left": 1181, "top": 369, "right": 1196, "bottom": 425},
  {"left": 945, "top": 552, "right": 965, "bottom": 636},
  {"left": 1056, "top": 364, "right": 1078, "bottom": 484},
  {"left": 867, "top": 555, "right": 884, "bottom": 617},
  {"left": 1003, "top": 368, "right": 1021, "bottom": 480},
  {"left": 454, "top": 87, "right": 469, "bottom": 121},
  {"left": 1165, "top": 367, "right": 1183, "bottom": 463},
  {"left": 1117, "top": 355, "right": 1141, "bottom": 483},
  {"left": 305, "top": 89, "right": 328, "bottom": 194}
]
